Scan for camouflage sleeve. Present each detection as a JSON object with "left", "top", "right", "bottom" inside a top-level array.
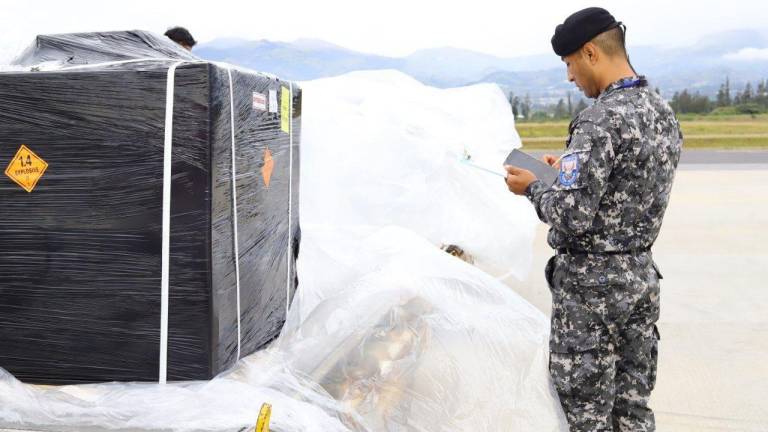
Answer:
[{"left": 524, "top": 121, "right": 616, "bottom": 236}]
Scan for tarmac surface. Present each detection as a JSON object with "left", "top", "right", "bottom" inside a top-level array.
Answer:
[{"left": 507, "top": 153, "right": 768, "bottom": 431}]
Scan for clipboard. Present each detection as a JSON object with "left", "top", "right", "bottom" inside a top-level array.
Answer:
[{"left": 504, "top": 149, "right": 559, "bottom": 186}]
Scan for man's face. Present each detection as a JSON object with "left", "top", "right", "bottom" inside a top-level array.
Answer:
[{"left": 563, "top": 50, "right": 599, "bottom": 98}]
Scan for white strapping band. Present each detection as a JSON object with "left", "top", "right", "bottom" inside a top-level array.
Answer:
[
  {"left": 226, "top": 68, "right": 243, "bottom": 361},
  {"left": 285, "top": 83, "right": 294, "bottom": 315},
  {"left": 159, "top": 61, "right": 184, "bottom": 384}
]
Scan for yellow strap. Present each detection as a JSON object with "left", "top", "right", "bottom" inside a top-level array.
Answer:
[{"left": 255, "top": 403, "right": 272, "bottom": 432}]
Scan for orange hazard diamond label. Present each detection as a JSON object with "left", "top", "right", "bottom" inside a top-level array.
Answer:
[
  {"left": 5, "top": 145, "right": 48, "bottom": 193},
  {"left": 261, "top": 148, "right": 274, "bottom": 188}
]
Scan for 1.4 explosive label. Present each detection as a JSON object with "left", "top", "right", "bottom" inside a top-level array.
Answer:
[{"left": 4, "top": 145, "right": 48, "bottom": 193}]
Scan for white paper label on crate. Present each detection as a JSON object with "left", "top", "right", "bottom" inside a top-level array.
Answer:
[
  {"left": 268, "top": 89, "right": 278, "bottom": 113},
  {"left": 253, "top": 92, "right": 267, "bottom": 111}
]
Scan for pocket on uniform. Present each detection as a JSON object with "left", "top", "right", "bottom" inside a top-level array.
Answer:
[
  {"left": 550, "top": 256, "right": 626, "bottom": 353},
  {"left": 549, "top": 349, "right": 611, "bottom": 397},
  {"left": 549, "top": 290, "right": 606, "bottom": 353}
]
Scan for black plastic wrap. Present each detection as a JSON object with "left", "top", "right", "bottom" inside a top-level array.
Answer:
[{"left": 0, "top": 32, "right": 301, "bottom": 384}]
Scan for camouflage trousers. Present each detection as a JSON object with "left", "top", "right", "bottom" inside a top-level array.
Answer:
[{"left": 545, "top": 253, "right": 661, "bottom": 432}]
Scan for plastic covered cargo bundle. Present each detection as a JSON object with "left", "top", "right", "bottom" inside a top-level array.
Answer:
[
  {"left": 0, "top": 54, "right": 567, "bottom": 430},
  {"left": 0, "top": 31, "right": 301, "bottom": 384}
]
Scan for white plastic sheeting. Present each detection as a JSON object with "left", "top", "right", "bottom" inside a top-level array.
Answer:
[
  {"left": 0, "top": 70, "right": 566, "bottom": 431},
  {"left": 300, "top": 70, "right": 539, "bottom": 280}
]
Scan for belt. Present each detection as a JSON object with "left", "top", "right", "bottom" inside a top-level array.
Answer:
[{"left": 557, "top": 247, "right": 650, "bottom": 255}]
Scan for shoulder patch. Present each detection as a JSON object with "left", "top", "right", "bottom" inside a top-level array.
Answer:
[{"left": 559, "top": 153, "right": 580, "bottom": 186}]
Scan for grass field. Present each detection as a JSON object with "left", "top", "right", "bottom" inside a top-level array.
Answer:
[{"left": 517, "top": 114, "right": 768, "bottom": 150}]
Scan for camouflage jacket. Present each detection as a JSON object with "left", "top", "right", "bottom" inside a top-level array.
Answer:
[{"left": 525, "top": 76, "right": 683, "bottom": 254}]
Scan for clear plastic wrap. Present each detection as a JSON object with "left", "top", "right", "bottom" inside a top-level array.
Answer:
[
  {"left": 11, "top": 30, "right": 197, "bottom": 67},
  {"left": 284, "top": 226, "right": 566, "bottom": 431},
  {"left": 298, "top": 70, "right": 539, "bottom": 280}
]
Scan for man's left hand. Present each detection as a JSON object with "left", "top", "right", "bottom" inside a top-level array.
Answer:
[{"left": 504, "top": 165, "right": 537, "bottom": 195}]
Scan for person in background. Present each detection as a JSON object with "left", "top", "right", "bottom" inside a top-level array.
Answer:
[{"left": 164, "top": 26, "right": 196, "bottom": 51}]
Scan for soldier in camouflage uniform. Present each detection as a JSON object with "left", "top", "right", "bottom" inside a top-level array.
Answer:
[{"left": 504, "top": 7, "right": 682, "bottom": 432}]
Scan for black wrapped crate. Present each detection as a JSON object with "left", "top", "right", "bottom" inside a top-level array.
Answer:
[{"left": 0, "top": 32, "right": 301, "bottom": 384}]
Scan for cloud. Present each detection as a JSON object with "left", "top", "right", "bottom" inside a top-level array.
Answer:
[{"left": 724, "top": 47, "right": 768, "bottom": 61}]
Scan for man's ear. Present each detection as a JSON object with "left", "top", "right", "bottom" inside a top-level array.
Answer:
[{"left": 582, "top": 42, "right": 599, "bottom": 65}]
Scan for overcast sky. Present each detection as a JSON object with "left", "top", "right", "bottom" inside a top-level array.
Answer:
[{"left": 1, "top": 0, "right": 766, "bottom": 62}]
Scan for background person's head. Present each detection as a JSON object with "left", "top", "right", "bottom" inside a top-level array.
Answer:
[
  {"left": 164, "top": 26, "right": 197, "bottom": 51},
  {"left": 551, "top": 8, "right": 635, "bottom": 99}
]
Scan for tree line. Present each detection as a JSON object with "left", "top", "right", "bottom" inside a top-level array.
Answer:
[
  {"left": 671, "top": 78, "right": 768, "bottom": 115},
  {"left": 508, "top": 78, "right": 768, "bottom": 121},
  {"left": 508, "top": 92, "right": 589, "bottom": 122}
]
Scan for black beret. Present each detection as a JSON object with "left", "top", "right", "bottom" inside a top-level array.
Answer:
[{"left": 551, "top": 7, "right": 621, "bottom": 57}]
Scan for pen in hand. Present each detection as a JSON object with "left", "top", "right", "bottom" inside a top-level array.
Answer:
[{"left": 542, "top": 153, "right": 565, "bottom": 168}]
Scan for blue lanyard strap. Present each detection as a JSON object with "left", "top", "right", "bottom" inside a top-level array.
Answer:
[{"left": 616, "top": 76, "right": 646, "bottom": 90}]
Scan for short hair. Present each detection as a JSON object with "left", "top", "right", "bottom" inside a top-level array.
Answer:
[
  {"left": 164, "top": 27, "right": 197, "bottom": 48},
  {"left": 590, "top": 26, "right": 626, "bottom": 58}
]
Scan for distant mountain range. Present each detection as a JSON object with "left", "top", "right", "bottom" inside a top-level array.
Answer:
[{"left": 196, "top": 29, "right": 768, "bottom": 105}]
